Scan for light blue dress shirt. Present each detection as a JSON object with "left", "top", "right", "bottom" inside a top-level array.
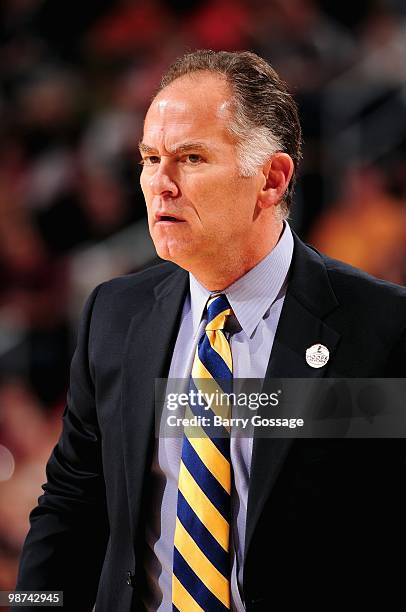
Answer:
[{"left": 143, "top": 222, "right": 294, "bottom": 611}]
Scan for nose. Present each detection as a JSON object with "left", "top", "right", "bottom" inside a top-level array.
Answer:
[{"left": 149, "top": 160, "right": 179, "bottom": 198}]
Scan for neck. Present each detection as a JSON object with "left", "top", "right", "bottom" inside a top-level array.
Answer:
[{"left": 191, "top": 221, "right": 284, "bottom": 291}]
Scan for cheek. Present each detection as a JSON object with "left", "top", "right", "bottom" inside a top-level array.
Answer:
[
  {"left": 140, "top": 169, "right": 155, "bottom": 198},
  {"left": 140, "top": 173, "right": 149, "bottom": 199},
  {"left": 140, "top": 177, "right": 154, "bottom": 215},
  {"left": 200, "top": 180, "right": 242, "bottom": 224},
  {"left": 189, "top": 175, "right": 236, "bottom": 216}
]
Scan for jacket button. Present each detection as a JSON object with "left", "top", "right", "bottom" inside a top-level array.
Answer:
[{"left": 126, "top": 570, "right": 136, "bottom": 587}]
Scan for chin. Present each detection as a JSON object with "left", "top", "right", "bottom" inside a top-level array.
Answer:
[{"left": 154, "top": 240, "right": 189, "bottom": 266}]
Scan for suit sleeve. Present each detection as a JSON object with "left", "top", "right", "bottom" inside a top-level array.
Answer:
[{"left": 13, "top": 285, "right": 110, "bottom": 612}]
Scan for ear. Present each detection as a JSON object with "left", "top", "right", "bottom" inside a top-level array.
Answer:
[{"left": 258, "top": 153, "right": 294, "bottom": 209}]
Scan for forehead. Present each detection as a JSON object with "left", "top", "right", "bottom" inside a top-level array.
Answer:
[{"left": 142, "top": 73, "right": 235, "bottom": 148}]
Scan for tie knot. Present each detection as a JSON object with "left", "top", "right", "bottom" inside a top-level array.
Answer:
[{"left": 205, "top": 294, "right": 233, "bottom": 331}]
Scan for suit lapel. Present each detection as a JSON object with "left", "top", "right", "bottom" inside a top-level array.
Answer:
[
  {"left": 119, "top": 237, "right": 343, "bottom": 567},
  {"left": 244, "top": 235, "right": 341, "bottom": 561},
  {"left": 120, "top": 266, "right": 188, "bottom": 541}
]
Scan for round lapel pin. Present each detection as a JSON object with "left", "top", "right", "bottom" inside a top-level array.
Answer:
[{"left": 306, "top": 343, "right": 329, "bottom": 368}]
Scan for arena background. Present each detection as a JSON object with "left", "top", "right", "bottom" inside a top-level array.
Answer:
[{"left": 0, "top": 0, "right": 405, "bottom": 596}]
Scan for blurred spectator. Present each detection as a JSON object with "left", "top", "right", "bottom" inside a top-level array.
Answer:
[
  {"left": 358, "top": 3, "right": 406, "bottom": 85},
  {"left": 85, "top": 0, "right": 173, "bottom": 60},
  {"left": 251, "top": 0, "right": 356, "bottom": 90},
  {"left": 0, "top": 379, "right": 62, "bottom": 589},
  {"left": 182, "top": 0, "right": 252, "bottom": 50},
  {"left": 309, "top": 166, "right": 406, "bottom": 284}
]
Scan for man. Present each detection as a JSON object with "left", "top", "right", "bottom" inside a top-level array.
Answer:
[{"left": 15, "top": 50, "right": 406, "bottom": 611}]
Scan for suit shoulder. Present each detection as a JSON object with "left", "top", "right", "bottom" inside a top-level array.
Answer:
[
  {"left": 306, "top": 247, "right": 406, "bottom": 374},
  {"left": 82, "top": 260, "right": 187, "bottom": 337},
  {"left": 95, "top": 260, "right": 182, "bottom": 298},
  {"left": 313, "top": 250, "right": 406, "bottom": 336},
  {"left": 319, "top": 251, "right": 406, "bottom": 302}
]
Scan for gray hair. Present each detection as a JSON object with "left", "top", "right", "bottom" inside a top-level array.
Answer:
[{"left": 157, "top": 50, "right": 302, "bottom": 217}]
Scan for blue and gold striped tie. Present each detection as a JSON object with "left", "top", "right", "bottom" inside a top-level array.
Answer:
[{"left": 172, "top": 294, "right": 233, "bottom": 611}]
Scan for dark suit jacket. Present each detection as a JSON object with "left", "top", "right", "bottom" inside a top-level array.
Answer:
[{"left": 14, "top": 234, "right": 406, "bottom": 611}]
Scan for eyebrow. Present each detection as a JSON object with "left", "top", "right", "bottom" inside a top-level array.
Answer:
[{"left": 138, "top": 141, "right": 211, "bottom": 155}]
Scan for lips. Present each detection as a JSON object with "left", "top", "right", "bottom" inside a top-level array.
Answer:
[{"left": 155, "top": 212, "right": 185, "bottom": 223}]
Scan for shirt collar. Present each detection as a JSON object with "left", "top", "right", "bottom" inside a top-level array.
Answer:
[{"left": 189, "top": 221, "right": 294, "bottom": 338}]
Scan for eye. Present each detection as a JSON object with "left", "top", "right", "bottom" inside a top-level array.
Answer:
[
  {"left": 140, "top": 155, "right": 160, "bottom": 166},
  {"left": 184, "top": 154, "right": 203, "bottom": 164}
]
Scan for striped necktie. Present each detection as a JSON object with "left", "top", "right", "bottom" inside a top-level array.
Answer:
[{"left": 172, "top": 293, "right": 233, "bottom": 611}]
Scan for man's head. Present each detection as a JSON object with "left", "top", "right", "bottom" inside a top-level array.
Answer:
[
  {"left": 140, "top": 50, "right": 302, "bottom": 289},
  {"left": 158, "top": 50, "right": 302, "bottom": 214}
]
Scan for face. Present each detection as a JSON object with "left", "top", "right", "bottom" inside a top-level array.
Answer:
[{"left": 140, "top": 73, "right": 265, "bottom": 276}]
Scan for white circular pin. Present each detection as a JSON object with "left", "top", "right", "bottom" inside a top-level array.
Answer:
[{"left": 306, "top": 344, "right": 330, "bottom": 368}]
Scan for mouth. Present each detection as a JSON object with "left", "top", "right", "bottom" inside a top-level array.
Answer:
[{"left": 155, "top": 213, "right": 185, "bottom": 224}]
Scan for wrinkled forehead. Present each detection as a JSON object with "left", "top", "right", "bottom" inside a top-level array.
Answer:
[{"left": 143, "top": 73, "right": 235, "bottom": 142}]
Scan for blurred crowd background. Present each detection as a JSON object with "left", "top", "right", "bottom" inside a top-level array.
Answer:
[{"left": 0, "top": 0, "right": 405, "bottom": 595}]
